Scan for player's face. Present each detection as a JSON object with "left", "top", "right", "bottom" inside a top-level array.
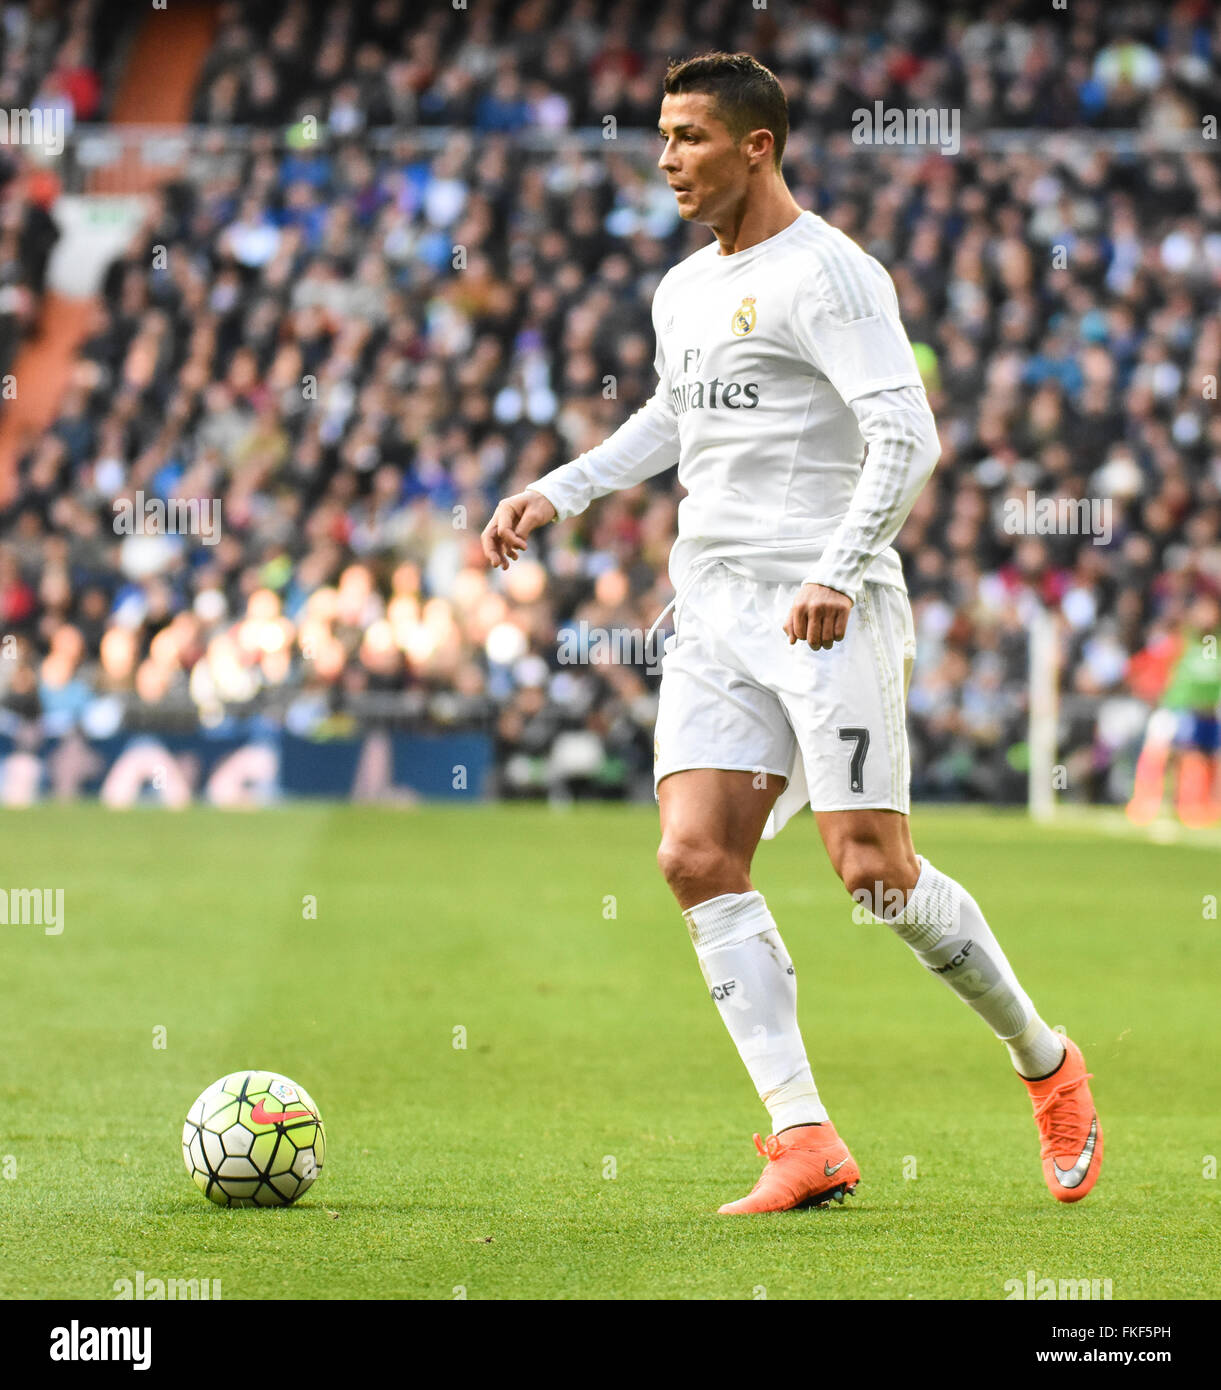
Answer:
[{"left": 657, "top": 93, "right": 752, "bottom": 225}]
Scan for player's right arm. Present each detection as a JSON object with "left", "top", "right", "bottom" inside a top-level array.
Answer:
[
  {"left": 481, "top": 308, "right": 680, "bottom": 570},
  {"left": 481, "top": 487, "right": 560, "bottom": 570}
]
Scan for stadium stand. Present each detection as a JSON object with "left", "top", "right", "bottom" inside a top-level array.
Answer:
[{"left": 1, "top": 0, "right": 1219, "bottom": 808}]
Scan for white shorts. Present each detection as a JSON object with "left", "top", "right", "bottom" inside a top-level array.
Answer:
[{"left": 652, "top": 562, "right": 916, "bottom": 838}]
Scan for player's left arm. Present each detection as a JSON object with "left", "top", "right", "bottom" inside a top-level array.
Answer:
[
  {"left": 785, "top": 385, "right": 939, "bottom": 648},
  {"left": 785, "top": 261, "right": 941, "bottom": 650}
]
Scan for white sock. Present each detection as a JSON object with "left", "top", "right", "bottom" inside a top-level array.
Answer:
[
  {"left": 884, "top": 857, "right": 1065, "bottom": 1078},
  {"left": 683, "top": 890, "right": 828, "bottom": 1132},
  {"left": 1002, "top": 1016, "right": 1068, "bottom": 1080}
]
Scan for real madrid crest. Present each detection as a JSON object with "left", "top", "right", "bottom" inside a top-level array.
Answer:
[{"left": 731, "top": 296, "right": 757, "bottom": 337}]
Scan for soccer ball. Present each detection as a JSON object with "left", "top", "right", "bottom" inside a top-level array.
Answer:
[{"left": 182, "top": 1070, "right": 325, "bottom": 1207}]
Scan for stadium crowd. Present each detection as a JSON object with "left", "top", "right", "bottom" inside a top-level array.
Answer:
[
  {"left": 0, "top": 0, "right": 111, "bottom": 379},
  {"left": 1, "top": 0, "right": 1220, "bottom": 805}
]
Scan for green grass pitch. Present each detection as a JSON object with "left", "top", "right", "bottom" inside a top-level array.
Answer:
[{"left": 0, "top": 802, "right": 1216, "bottom": 1300}]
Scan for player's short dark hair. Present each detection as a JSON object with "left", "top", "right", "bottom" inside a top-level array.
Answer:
[{"left": 663, "top": 52, "right": 788, "bottom": 170}]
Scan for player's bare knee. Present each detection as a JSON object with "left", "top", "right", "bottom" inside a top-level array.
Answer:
[
  {"left": 657, "top": 836, "right": 740, "bottom": 902},
  {"left": 656, "top": 836, "right": 715, "bottom": 890},
  {"left": 836, "top": 839, "right": 915, "bottom": 907}
]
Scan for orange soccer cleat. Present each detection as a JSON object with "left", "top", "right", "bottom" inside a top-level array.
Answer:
[
  {"left": 717, "top": 1122, "right": 860, "bottom": 1214},
  {"left": 1175, "top": 750, "right": 1221, "bottom": 827},
  {"left": 1021, "top": 1036, "right": 1103, "bottom": 1203},
  {"left": 1126, "top": 742, "right": 1168, "bottom": 825}
]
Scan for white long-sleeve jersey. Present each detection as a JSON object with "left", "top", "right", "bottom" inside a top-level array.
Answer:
[{"left": 526, "top": 209, "right": 940, "bottom": 607}]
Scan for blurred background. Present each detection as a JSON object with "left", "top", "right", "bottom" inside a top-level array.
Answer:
[{"left": 0, "top": 0, "right": 1219, "bottom": 821}]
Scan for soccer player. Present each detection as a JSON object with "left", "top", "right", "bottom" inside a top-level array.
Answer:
[
  {"left": 481, "top": 53, "right": 1102, "bottom": 1212},
  {"left": 1127, "top": 594, "right": 1221, "bottom": 827}
]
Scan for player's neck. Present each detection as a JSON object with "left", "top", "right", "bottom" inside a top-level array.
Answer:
[{"left": 711, "top": 186, "right": 804, "bottom": 257}]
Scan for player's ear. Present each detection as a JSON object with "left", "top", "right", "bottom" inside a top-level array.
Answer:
[{"left": 746, "top": 128, "right": 773, "bottom": 168}]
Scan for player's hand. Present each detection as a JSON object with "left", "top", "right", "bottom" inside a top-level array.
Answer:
[
  {"left": 480, "top": 490, "right": 557, "bottom": 570},
  {"left": 784, "top": 583, "right": 853, "bottom": 650}
]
